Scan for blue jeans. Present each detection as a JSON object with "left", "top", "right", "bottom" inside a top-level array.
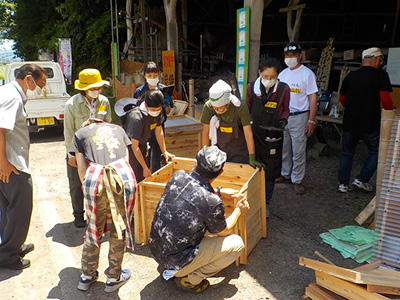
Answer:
[{"left": 338, "top": 130, "right": 379, "bottom": 185}]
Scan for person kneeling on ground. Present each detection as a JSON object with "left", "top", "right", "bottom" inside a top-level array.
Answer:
[
  {"left": 149, "top": 146, "right": 249, "bottom": 293},
  {"left": 70, "top": 119, "right": 136, "bottom": 293}
]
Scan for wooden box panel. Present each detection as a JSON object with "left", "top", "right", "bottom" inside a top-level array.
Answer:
[
  {"left": 164, "top": 115, "right": 203, "bottom": 158},
  {"left": 134, "top": 157, "right": 267, "bottom": 264}
]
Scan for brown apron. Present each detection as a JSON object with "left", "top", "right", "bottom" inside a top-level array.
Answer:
[{"left": 216, "top": 107, "right": 249, "bottom": 164}]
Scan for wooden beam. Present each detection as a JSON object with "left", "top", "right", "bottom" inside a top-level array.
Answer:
[
  {"left": 353, "top": 260, "right": 381, "bottom": 271},
  {"left": 300, "top": 257, "right": 400, "bottom": 287},
  {"left": 279, "top": 4, "right": 306, "bottom": 13},
  {"left": 306, "top": 283, "right": 347, "bottom": 300},
  {"left": 355, "top": 196, "right": 376, "bottom": 225},
  {"left": 315, "top": 271, "right": 391, "bottom": 300},
  {"left": 368, "top": 284, "right": 400, "bottom": 295}
]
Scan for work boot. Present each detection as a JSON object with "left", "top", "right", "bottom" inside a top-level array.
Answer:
[
  {"left": 294, "top": 183, "right": 305, "bottom": 195},
  {"left": 174, "top": 276, "right": 210, "bottom": 293},
  {"left": 275, "top": 176, "right": 290, "bottom": 183},
  {"left": 2, "top": 258, "right": 31, "bottom": 270},
  {"left": 18, "top": 243, "right": 35, "bottom": 257},
  {"left": 74, "top": 215, "right": 86, "bottom": 228}
]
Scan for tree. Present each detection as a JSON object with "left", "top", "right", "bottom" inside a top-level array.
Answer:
[{"left": 3, "top": 0, "right": 122, "bottom": 78}]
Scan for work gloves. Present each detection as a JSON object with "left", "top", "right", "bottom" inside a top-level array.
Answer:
[
  {"left": 249, "top": 154, "right": 265, "bottom": 169},
  {"left": 278, "top": 118, "right": 288, "bottom": 129}
]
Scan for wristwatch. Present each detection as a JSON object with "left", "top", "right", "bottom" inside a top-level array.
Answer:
[
  {"left": 217, "top": 186, "right": 222, "bottom": 197},
  {"left": 308, "top": 120, "right": 316, "bottom": 125}
]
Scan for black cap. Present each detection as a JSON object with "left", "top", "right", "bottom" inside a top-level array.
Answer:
[
  {"left": 196, "top": 146, "right": 227, "bottom": 174},
  {"left": 284, "top": 42, "right": 301, "bottom": 54}
]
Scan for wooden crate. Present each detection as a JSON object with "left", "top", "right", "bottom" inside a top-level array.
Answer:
[
  {"left": 164, "top": 115, "right": 202, "bottom": 158},
  {"left": 134, "top": 157, "right": 267, "bottom": 264}
]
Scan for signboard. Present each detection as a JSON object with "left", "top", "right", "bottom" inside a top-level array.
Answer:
[
  {"left": 236, "top": 7, "right": 249, "bottom": 100},
  {"left": 58, "top": 39, "right": 72, "bottom": 84},
  {"left": 387, "top": 47, "right": 400, "bottom": 86},
  {"left": 162, "top": 50, "right": 175, "bottom": 86}
]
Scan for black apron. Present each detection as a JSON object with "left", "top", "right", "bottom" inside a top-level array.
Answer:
[
  {"left": 216, "top": 106, "right": 249, "bottom": 164},
  {"left": 250, "top": 81, "right": 285, "bottom": 180},
  {"left": 128, "top": 113, "right": 158, "bottom": 182}
]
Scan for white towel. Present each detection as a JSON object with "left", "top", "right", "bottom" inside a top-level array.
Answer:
[
  {"left": 253, "top": 77, "right": 279, "bottom": 97},
  {"left": 139, "top": 101, "right": 148, "bottom": 116},
  {"left": 209, "top": 115, "right": 220, "bottom": 146}
]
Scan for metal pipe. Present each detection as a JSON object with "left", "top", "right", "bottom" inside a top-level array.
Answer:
[
  {"left": 114, "top": 0, "right": 120, "bottom": 73},
  {"left": 188, "top": 79, "right": 195, "bottom": 117},
  {"left": 150, "top": 27, "right": 153, "bottom": 61},
  {"left": 140, "top": 0, "right": 147, "bottom": 62},
  {"left": 200, "top": 35, "right": 203, "bottom": 74},
  {"left": 110, "top": 0, "right": 114, "bottom": 43},
  {"left": 155, "top": 28, "right": 159, "bottom": 64}
]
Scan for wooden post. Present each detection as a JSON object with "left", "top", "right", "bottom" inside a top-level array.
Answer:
[
  {"left": 140, "top": 0, "right": 147, "bottom": 62},
  {"left": 188, "top": 79, "right": 195, "bottom": 117},
  {"left": 279, "top": 0, "right": 306, "bottom": 42}
]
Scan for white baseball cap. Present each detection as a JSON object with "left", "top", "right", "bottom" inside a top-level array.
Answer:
[{"left": 362, "top": 47, "right": 384, "bottom": 59}]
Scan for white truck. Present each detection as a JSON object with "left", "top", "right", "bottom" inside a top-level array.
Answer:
[{"left": 4, "top": 61, "right": 70, "bottom": 132}]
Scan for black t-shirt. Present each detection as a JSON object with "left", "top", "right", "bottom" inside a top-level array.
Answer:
[
  {"left": 69, "top": 123, "right": 131, "bottom": 165},
  {"left": 123, "top": 106, "right": 164, "bottom": 147},
  {"left": 341, "top": 66, "right": 392, "bottom": 132},
  {"left": 149, "top": 170, "right": 226, "bottom": 270}
]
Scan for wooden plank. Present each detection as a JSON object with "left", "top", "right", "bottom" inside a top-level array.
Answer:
[
  {"left": 368, "top": 285, "right": 400, "bottom": 295},
  {"left": 355, "top": 196, "right": 376, "bottom": 225},
  {"left": 353, "top": 260, "right": 381, "bottom": 271},
  {"left": 301, "top": 257, "right": 400, "bottom": 287},
  {"left": 315, "top": 271, "right": 390, "bottom": 300},
  {"left": 305, "top": 283, "right": 347, "bottom": 300}
]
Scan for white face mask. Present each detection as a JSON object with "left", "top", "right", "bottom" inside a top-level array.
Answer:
[
  {"left": 146, "top": 78, "right": 159, "bottom": 87},
  {"left": 285, "top": 57, "right": 299, "bottom": 69},
  {"left": 148, "top": 109, "right": 161, "bottom": 117},
  {"left": 87, "top": 90, "right": 101, "bottom": 99},
  {"left": 261, "top": 78, "right": 276, "bottom": 88},
  {"left": 26, "top": 86, "right": 43, "bottom": 98}
]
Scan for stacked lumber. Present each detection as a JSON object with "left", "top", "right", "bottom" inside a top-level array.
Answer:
[
  {"left": 316, "top": 37, "right": 335, "bottom": 96},
  {"left": 300, "top": 257, "right": 400, "bottom": 299}
]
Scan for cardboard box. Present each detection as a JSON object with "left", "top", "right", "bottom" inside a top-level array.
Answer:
[
  {"left": 164, "top": 115, "right": 203, "bottom": 158},
  {"left": 134, "top": 157, "right": 267, "bottom": 264}
]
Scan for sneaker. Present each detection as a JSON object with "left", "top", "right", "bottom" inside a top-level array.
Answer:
[
  {"left": 2, "top": 258, "right": 31, "bottom": 270},
  {"left": 77, "top": 271, "right": 99, "bottom": 291},
  {"left": 174, "top": 276, "right": 210, "bottom": 293},
  {"left": 294, "top": 183, "right": 305, "bottom": 195},
  {"left": 104, "top": 269, "right": 131, "bottom": 293},
  {"left": 275, "top": 176, "right": 290, "bottom": 184},
  {"left": 18, "top": 243, "right": 34, "bottom": 257},
  {"left": 74, "top": 216, "right": 86, "bottom": 228},
  {"left": 351, "top": 179, "right": 373, "bottom": 192},
  {"left": 338, "top": 184, "right": 354, "bottom": 193}
]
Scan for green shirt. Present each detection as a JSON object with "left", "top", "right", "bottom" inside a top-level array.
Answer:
[
  {"left": 64, "top": 93, "right": 111, "bottom": 157},
  {"left": 200, "top": 100, "right": 252, "bottom": 127}
]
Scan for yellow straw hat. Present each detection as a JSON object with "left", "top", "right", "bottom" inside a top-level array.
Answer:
[{"left": 74, "top": 69, "right": 110, "bottom": 90}]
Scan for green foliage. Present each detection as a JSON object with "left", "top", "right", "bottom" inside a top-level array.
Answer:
[{"left": 2, "top": 0, "right": 125, "bottom": 79}]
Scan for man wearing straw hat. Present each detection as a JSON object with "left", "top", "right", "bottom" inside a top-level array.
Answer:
[
  {"left": 64, "top": 69, "right": 112, "bottom": 228},
  {"left": 149, "top": 146, "right": 249, "bottom": 293}
]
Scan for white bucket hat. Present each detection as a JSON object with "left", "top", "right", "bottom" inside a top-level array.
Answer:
[
  {"left": 114, "top": 97, "right": 138, "bottom": 117},
  {"left": 209, "top": 80, "right": 241, "bottom": 107}
]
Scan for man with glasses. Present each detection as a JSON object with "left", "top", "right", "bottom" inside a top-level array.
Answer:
[
  {"left": 277, "top": 42, "right": 318, "bottom": 195},
  {"left": 0, "top": 63, "right": 47, "bottom": 270},
  {"left": 337, "top": 47, "right": 393, "bottom": 193},
  {"left": 200, "top": 80, "right": 263, "bottom": 167}
]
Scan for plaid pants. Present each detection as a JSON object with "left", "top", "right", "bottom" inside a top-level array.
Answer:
[{"left": 81, "top": 189, "right": 127, "bottom": 279}]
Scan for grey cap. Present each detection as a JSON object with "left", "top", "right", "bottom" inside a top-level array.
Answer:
[{"left": 196, "top": 146, "right": 227, "bottom": 173}]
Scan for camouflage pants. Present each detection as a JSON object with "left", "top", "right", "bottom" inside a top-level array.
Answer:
[{"left": 81, "top": 189, "right": 127, "bottom": 279}]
